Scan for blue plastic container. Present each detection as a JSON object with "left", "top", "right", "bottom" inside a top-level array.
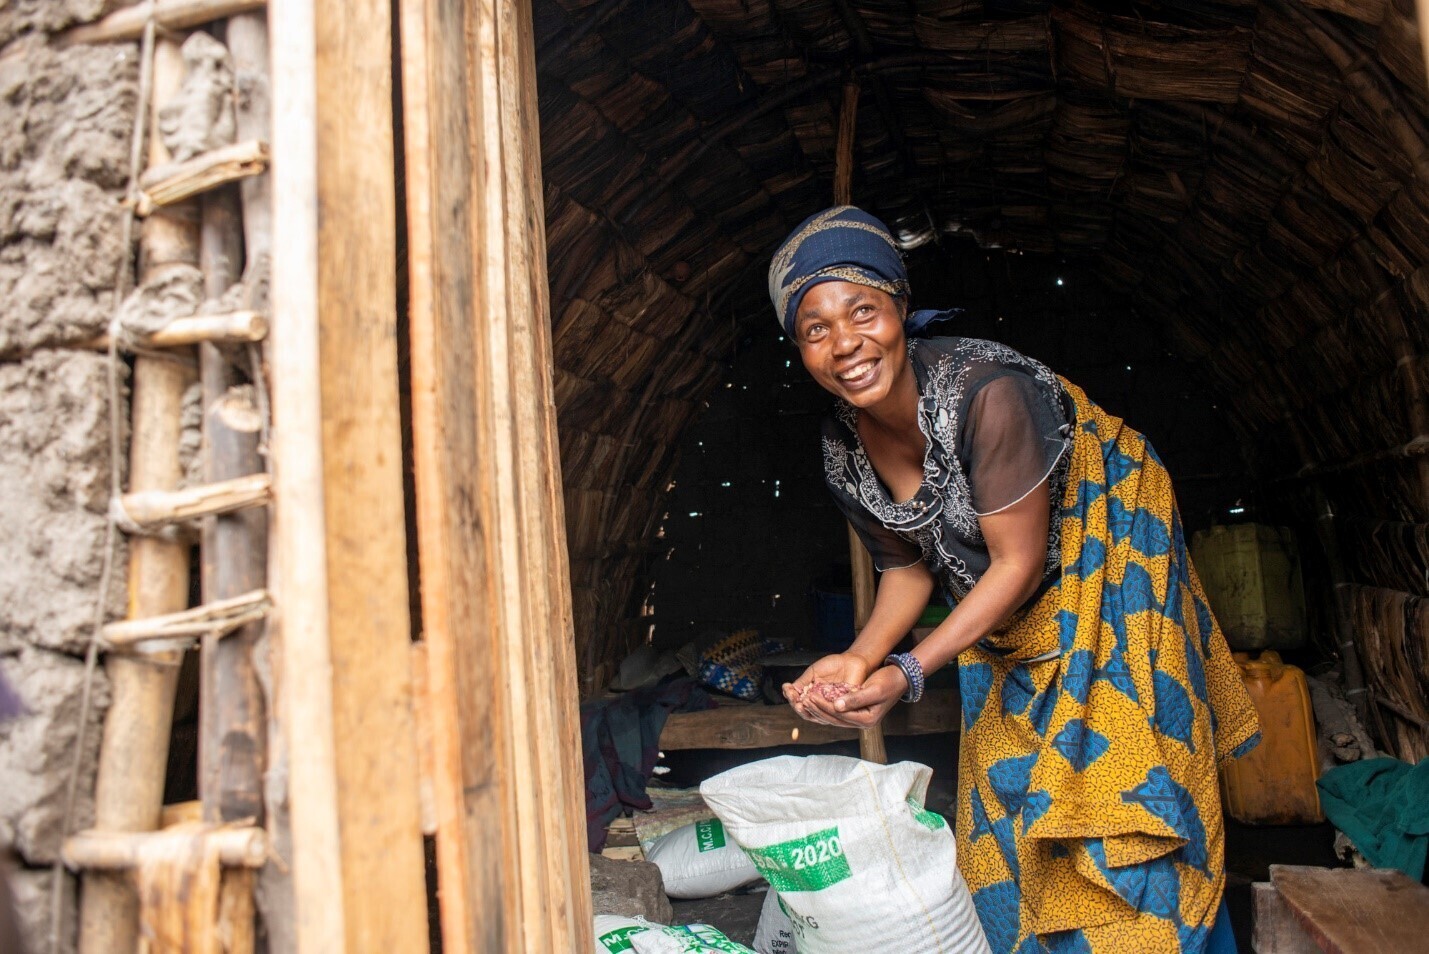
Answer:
[{"left": 812, "top": 587, "right": 855, "bottom": 651}]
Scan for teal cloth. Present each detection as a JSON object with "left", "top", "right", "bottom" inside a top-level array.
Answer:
[{"left": 1317, "top": 757, "right": 1429, "bottom": 880}]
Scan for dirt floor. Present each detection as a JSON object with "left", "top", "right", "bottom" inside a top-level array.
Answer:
[{"left": 657, "top": 736, "right": 1344, "bottom": 950}]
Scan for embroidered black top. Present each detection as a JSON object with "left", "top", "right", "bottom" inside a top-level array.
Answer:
[{"left": 822, "top": 337, "right": 1074, "bottom": 602}]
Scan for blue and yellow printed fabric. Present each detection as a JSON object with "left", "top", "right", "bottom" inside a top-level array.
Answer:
[{"left": 955, "top": 380, "right": 1261, "bottom": 954}]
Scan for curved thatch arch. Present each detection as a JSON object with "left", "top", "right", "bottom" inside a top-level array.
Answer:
[{"left": 534, "top": 0, "right": 1429, "bottom": 754}]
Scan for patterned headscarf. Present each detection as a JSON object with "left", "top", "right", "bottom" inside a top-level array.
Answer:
[
  {"left": 768, "top": 206, "right": 959, "bottom": 339},
  {"left": 768, "top": 206, "right": 908, "bottom": 338}
]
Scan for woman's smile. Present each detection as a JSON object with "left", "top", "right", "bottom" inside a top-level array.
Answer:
[{"left": 794, "top": 280, "right": 912, "bottom": 411}]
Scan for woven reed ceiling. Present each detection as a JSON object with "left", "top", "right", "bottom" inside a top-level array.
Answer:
[{"left": 533, "top": 0, "right": 1429, "bottom": 714}]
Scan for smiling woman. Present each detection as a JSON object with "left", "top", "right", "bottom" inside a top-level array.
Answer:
[{"left": 772, "top": 206, "right": 1259, "bottom": 954}]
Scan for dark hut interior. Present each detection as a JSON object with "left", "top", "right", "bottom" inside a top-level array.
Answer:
[
  {"left": 531, "top": 4, "right": 1429, "bottom": 938},
  {"left": 532, "top": 0, "right": 1429, "bottom": 771}
]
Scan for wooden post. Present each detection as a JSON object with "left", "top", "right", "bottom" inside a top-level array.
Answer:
[
  {"left": 829, "top": 77, "right": 888, "bottom": 764},
  {"left": 269, "top": 0, "right": 428, "bottom": 950},
  {"left": 399, "top": 0, "right": 593, "bottom": 949},
  {"left": 224, "top": 11, "right": 294, "bottom": 950},
  {"left": 199, "top": 184, "right": 266, "bottom": 835},
  {"left": 79, "top": 36, "right": 198, "bottom": 954},
  {"left": 833, "top": 80, "right": 859, "bottom": 208}
]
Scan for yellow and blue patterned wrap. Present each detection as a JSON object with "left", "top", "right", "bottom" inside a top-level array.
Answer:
[{"left": 955, "top": 379, "right": 1261, "bottom": 954}]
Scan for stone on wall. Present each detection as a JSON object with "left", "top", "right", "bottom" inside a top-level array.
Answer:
[
  {"left": 0, "top": 648, "right": 109, "bottom": 866},
  {"left": 1, "top": 35, "right": 138, "bottom": 354},
  {"left": 0, "top": 351, "right": 123, "bottom": 655}
]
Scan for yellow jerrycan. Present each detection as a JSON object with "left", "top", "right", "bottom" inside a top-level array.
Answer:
[{"left": 1219, "top": 651, "right": 1324, "bottom": 824}]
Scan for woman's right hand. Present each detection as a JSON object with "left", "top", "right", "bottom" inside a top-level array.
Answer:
[{"left": 783, "top": 653, "right": 872, "bottom": 724}]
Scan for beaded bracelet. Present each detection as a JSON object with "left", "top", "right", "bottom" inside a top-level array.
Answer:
[{"left": 884, "top": 652, "right": 925, "bottom": 704}]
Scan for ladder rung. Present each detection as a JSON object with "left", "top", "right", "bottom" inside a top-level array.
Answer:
[
  {"left": 118, "top": 473, "right": 271, "bottom": 530},
  {"left": 136, "top": 140, "right": 269, "bottom": 216},
  {"left": 87, "top": 310, "right": 268, "bottom": 351},
  {"left": 103, "top": 589, "right": 270, "bottom": 648},
  {"left": 63, "top": 0, "right": 269, "bottom": 46},
  {"left": 64, "top": 825, "right": 267, "bottom": 871}
]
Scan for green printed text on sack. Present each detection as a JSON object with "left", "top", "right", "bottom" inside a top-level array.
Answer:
[
  {"left": 598, "top": 926, "right": 647, "bottom": 953},
  {"left": 741, "top": 827, "right": 851, "bottom": 893},
  {"left": 908, "top": 796, "right": 948, "bottom": 831},
  {"left": 695, "top": 818, "right": 726, "bottom": 852}
]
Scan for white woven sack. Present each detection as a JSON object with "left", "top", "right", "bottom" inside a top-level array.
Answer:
[
  {"left": 595, "top": 914, "right": 659, "bottom": 953},
  {"left": 700, "top": 755, "right": 990, "bottom": 954},
  {"left": 629, "top": 923, "right": 757, "bottom": 953},
  {"left": 645, "top": 818, "right": 763, "bottom": 899},
  {"left": 752, "top": 888, "right": 796, "bottom": 954}
]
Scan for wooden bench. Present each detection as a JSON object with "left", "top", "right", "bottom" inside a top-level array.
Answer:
[{"left": 1253, "top": 865, "right": 1429, "bottom": 953}]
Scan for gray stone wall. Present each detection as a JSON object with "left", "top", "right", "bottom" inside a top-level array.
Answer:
[{"left": 0, "top": 9, "right": 137, "bottom": 953}]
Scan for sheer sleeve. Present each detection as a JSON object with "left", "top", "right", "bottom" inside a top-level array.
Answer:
[
  {"left": 828, "top": 480, "right": 923, "bottom": 572},
  {"left": 958, "top": 370, "right": 1070, "bottom": 516}
]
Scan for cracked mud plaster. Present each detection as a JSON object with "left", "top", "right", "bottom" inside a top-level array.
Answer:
[
  {"left": 0, "top": 351, "right": 125, "bottom": 656},
  {"left": 0, "top": 35, "right": 137, "bottom": 354},
  {"left": 158, "top": 31, "right": 235, "bottom": 163}
]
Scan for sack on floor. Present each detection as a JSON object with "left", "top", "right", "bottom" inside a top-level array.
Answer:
[
  {"left": 595, "top": 914, "right": 659, "bottom": 953},
  {"left": 752, "top": 888, "right": 796, "bottom": 954},
  {"left": 630, "top": 923, "right": 757, "bottom": 953},
  {"left": 700, "top": 755, "right": 990, "bottom": 954},
  {"left": 645, "top": 817, "right": 763, "bottom": 899}
]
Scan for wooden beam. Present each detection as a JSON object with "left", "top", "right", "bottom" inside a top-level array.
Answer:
[
  {"left": 399, "top": 0, "right": 592, "bottom": 950},
  {"left": 661, "top": 688, "right": 960, "bottom": 750},
  {"left": 269, "top": 0, "right": 428, "bottom": 950},
  {"left": 79, "top": 35, "right": 196, "bottom": 954},
  {"left": 63, "top": 0, "right": 268, "bottom": 46}
]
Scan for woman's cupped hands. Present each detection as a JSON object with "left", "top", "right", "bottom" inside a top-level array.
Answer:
[{"left": 782, "top": 652, "right": 907, "bottom": 729}]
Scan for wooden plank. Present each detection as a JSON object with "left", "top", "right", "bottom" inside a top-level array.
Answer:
[
  {"left": 269, "top": 0, "right": 428, "bottom": 950},
  {"left": 400, "top": 0, "right": 592, "bottom": 950},
  {"left": 398, "top": 0, "right": 505, "bottom": 947},
  {"left": 268, "top": 0, "right": 343, "bottom": 946},
  {"left": 79, "top": 34, "right": 196, "bottom": 954},
  {"left": 1251, "top": 882, "right": 1319, "bottom": 954},
  {"left": 661, "top": 687, "right": 960, "bottom": 750},
  {"left": 1271, "top": 864, "right": 1429, "bottom": 954}
]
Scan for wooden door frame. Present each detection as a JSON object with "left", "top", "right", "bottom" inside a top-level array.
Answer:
[{"left": 270, "top": 0, "right": 589, "bottom": 950}]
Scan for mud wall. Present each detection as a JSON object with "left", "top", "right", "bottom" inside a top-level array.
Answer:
[{"left": 0, "top": 7, "right": 138, "bottom": 951}]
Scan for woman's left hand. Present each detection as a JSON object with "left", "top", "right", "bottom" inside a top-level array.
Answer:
[{"left": 807, "top": 665, "right": 908, "bottom": 729}]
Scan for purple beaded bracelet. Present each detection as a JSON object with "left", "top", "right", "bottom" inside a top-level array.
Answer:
[{"left": 885, "top": 652, "right": 925, "bottom": 704}]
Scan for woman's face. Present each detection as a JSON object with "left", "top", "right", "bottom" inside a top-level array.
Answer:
[{"left": 794, "top": 281, "right": 909, "bottom": 409}]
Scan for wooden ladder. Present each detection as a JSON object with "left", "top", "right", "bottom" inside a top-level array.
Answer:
[{"left": 60, "top": 3, "right": 275, "bottom": 952}]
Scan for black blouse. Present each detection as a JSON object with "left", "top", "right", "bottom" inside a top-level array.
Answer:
[{"left": 821, "top": 337, "right": 1074, "bottom": 601}]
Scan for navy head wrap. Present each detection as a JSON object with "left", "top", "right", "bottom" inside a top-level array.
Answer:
[{"left": 768, "top": 205, "right": 959, "bottom": 340}]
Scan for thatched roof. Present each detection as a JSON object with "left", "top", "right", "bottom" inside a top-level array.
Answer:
[{"left": 534, "top": 0, "right": 1429, "bottom": 752}]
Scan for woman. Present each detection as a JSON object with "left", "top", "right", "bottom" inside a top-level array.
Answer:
[{"left": 775, "top": 207, "right": 1260, "bottom": 953}]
